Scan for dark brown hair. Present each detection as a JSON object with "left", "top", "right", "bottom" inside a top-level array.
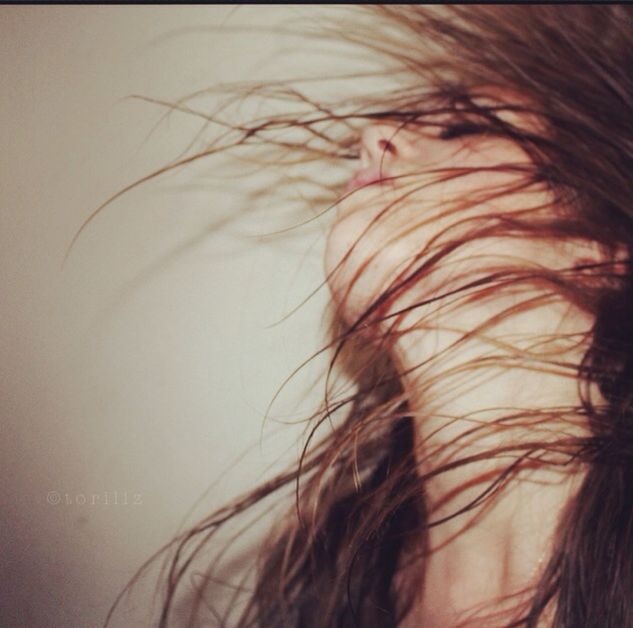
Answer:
[{"left": 100, "top": 6, "right": 633, "bottom": 627}]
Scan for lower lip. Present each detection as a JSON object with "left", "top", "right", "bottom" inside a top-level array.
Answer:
[{"left": 345, "top": 172, "right": 388, "bottom": 194}]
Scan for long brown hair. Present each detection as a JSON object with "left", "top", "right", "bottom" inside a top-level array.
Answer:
[{"left": 100, "top": 6, "right": 633, "bottom": 627}]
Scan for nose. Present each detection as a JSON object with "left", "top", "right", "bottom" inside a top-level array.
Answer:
[{"left": 359, "top": 123, "right": 413, "bottom": 170}]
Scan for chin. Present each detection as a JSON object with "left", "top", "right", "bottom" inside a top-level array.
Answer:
[{"left": 325, "top": 218, "right": 408, "bottom": 331}]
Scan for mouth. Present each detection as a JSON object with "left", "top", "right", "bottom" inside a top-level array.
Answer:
[{"left": 345, "top": 168, "right": 390, "bottom": 194}]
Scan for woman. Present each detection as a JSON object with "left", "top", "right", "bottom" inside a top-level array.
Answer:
[{"left": 103, "top": 5, "right": 633, "bottom": 627}]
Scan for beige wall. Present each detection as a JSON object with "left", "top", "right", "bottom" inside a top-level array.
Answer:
[{"left": 0, "top": 6, "right": 349, "bottom": 626}]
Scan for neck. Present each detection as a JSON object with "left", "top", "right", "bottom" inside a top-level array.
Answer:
[{"left": 388, "top": 292, "right": 592, "bottom": 625}]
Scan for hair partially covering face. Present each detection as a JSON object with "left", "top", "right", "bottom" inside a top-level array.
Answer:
[{"left": 104, "top": 6, "right": 633, "bottom": 627}]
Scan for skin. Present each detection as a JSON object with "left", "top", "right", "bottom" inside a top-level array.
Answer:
[{"left": 324, "top": 103, "right": 601, "bottom": 625}]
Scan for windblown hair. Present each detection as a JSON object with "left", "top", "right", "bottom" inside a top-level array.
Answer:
[{"left": 102, "top": 6, "right": 633, "bottom": 627}]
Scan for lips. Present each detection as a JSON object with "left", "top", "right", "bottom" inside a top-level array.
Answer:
[{"left": 345, "top": 168, "right": 390, "bottom": 194}]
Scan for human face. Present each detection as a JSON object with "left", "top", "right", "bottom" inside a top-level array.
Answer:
[{"left": 324, "top": 102, "right": 605, "bottom": 336}]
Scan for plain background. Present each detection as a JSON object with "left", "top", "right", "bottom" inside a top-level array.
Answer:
[{"left": 0, "top": 6, "right": 371, "bottom": 626}]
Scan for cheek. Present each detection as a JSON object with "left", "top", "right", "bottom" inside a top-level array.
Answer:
[{"left": 323, "top": 140, "right": 554, "bottom": 327}]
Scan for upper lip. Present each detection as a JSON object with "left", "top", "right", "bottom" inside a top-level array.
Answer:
[{"left": 345, "top": 167, "right": 391, "bottom": 194}]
